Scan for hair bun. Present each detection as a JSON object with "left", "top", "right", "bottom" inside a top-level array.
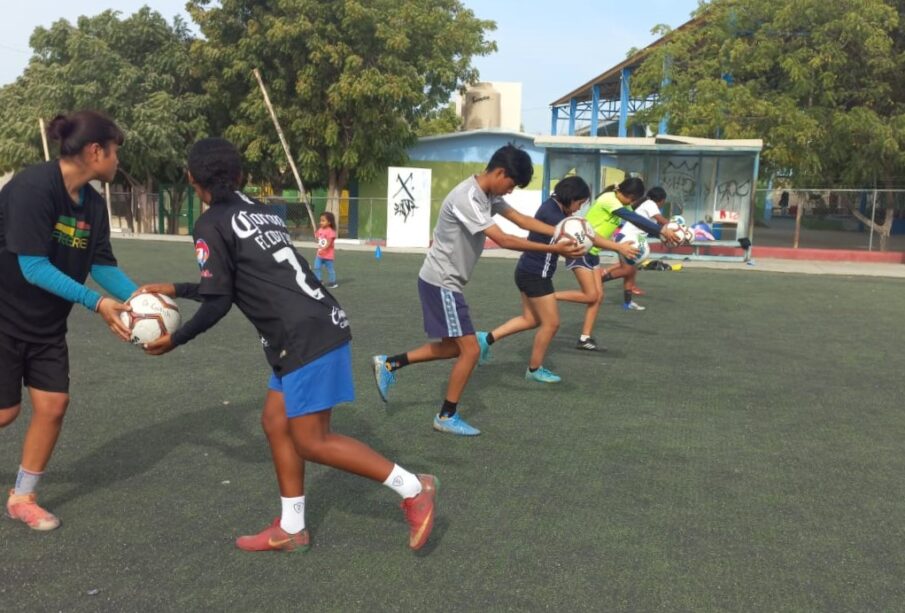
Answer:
[{"left": 46, "top": 115, "right": 73, "bottom": 141}]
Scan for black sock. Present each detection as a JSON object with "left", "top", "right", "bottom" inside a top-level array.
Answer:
[
  {"left": 440, "top": 399, "right": 458, "bottom": 418},
  {"left": 486, "top": 332, "right": 496, "bottom": 345},
  {"left": 386, "top": 353, "right": 409, "bottom": 372},
  {"left": 529, "top": 367, "right": 539, "bottom": 373},
  {"left": 602, "top": 272, "right": 615, "bottom": 282},
  {"left": 623, "top": 290, "right": 632, "bottom": 304}
]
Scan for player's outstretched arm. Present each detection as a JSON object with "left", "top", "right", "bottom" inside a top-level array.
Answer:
[
  {"left": 499, "top": 207, "right": 556, "bottom": 237},
  {"left": 18, "top": 255, "right": 131, "bottom": 341},
  {"left": 144, "top": 294, "right": 232, "bottom": 356},
  {"left": 613, "top": 208, "right": 680, "bottom": 244},
  {"left": 483, "top": 224, "right": 585, "bottom": 259},
  {"left": 592, "top": 235, "right": 638, "bottom": 260}
]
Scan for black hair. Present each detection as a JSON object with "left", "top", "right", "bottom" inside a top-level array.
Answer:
[
  {"left": 601, "top": 177, "right": 645, "bottom": 201},
  {"left": 187, "top": 137, "right": 243, "bottom": 202},
  {"left": 552, "top": 176, "right": 591, "bottom": 206},
  {"left": 486, "top": 144, "right": 533, "bottom": 188},
  {"left": 46, "top": 110, "right": 124, "bottom": 157},
  {"left": 321, "top": 211, "right": 336, "bottom": 230},
  {"left": 646, "top": 186, "right": 667, "bottom": 203}
]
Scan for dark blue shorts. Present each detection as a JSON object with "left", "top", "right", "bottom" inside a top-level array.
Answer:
[
  {"left": 417, "top": 277, "right": 475, "bottom": 339},
  {"left": 565, "top": 253, "right": 600, "bottom": 271},
  {"left": 268, "top": 342, "right": 355, "bottom": 418}
]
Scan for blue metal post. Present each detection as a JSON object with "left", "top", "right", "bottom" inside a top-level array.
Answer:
[
  {"left": 618, "top": 68, "right": 632, "bottom": 137},
  {"left": 550, "top": 106, "right": 559, "bottom": 135},
  {"left": 568, "top": 98, "right": 577, "bottom": 136},
  {"left": 591, "top": 85, "right": 600, "bottom": 138},
  {"left": 542, "top": 150, "right": 551, "bottom": 201}
]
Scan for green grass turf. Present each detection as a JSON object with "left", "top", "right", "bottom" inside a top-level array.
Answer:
[{"left": 3, "top": 239, "right": 905, "bottom": 611}]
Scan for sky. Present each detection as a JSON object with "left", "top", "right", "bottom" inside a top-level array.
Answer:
[{"left": 0, "top": 0, "right": 701, "bottom": 134}]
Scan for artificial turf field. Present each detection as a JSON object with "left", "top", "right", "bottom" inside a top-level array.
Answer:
[{"left": 2, "top": 239, "right": 905, "bottom": 611}]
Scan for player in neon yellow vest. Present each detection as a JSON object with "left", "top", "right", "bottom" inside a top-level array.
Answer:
[{"left": 556, "top": 177, "right": 678, "bottom": 350}]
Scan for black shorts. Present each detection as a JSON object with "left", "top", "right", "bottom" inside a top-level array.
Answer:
[
  {"left": 0, "top": 329, "right": 69, "bottom": 408},
  {"left": 514, "top": 268, "right": 555, "bottom": 298}
]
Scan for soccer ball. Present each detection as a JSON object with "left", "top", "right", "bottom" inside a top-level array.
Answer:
[
  {"left": 553, "top": 216, "right": 595, "bottom": 252},
  {"left": 119, "top": 293, "right": 181, "bottom": 345},
  {"left": 682, "top": 224, "right": 696, "bottom": 244},
  {"left": 619, "top": 234, "right": 651, "bottom": 267},
  {"left": 662, "top": 221, "right": 684, "bottom": 248}
]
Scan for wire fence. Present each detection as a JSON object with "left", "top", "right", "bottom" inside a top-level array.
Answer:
[
  {"left": 106, "top": 187, "right": 905, "bottom": 254},
  {"left": 756, "top": 189, "right": 905, "bottom": 252}
]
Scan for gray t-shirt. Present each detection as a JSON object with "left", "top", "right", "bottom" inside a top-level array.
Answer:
[{"left": 419, "top": 175, "right": 512, "bottom": 292}]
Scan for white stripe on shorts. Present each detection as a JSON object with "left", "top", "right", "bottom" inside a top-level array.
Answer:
[{"left": 440, "top": 288, "right": 462, "bottom": 337}]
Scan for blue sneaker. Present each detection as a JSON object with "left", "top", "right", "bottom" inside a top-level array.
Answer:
[
  {"left": 476, "top": 331, "right": 492, "bottom": 366},
  {"left": 371, "top": 355, "right": 396, "bottom": 402},
  {"left": 432, "top": 413, "right": 481, "bottom": 436},
  {"left": 622, "top": 301, "right": 646, "bottom": 311},
  {"left": 525, "top": 366, "right": 562, "bottom": 384}
]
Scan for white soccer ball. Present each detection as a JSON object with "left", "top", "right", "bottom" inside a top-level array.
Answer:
[
  {"left": 119, "top": 293, "right": 181, "bottom": 345},
  {"left": 682, "top": 224, "right": 696, "bottom": 245},
  {"left": 619, "top": 234, "right": 651, "bottom": 267},
  {"left": 553, "top": 216, "right": 595, "bottom": 252},
  {"left": 662, "top": 221, "right": 684, "bottom": 248}
]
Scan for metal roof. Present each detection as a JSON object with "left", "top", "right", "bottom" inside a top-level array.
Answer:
[{"left": 535, "top": 134, "right": 763, "bottom": 153}]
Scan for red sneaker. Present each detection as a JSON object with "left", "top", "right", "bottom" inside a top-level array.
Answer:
[
  {"left": 631, "top": 287, "right": 645, "bottom": 296},
  {"left": 6, "top": 489, "right": 60, "bottom": 531},
  {"left": 235, "top": 518, "right": 310, "bottom": 552},
  {"left": 401, "top": 474, "right": 439, "bottom": 550}
]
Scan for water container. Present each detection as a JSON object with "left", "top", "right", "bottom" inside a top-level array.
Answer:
[{"left": 463, "top": 83, "right": 501, "bottom": 130}]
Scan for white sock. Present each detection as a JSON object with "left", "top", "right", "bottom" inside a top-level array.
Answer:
[
  {"left": 280, "top": 496, "right": 305, "bottom": 534},
  {"left": 383, "top": 464, "right": 422, "bottom": 499},
  {"left": 14, "top": 466, "right": 42, "bottom": 496},
  {"left": 579, "top": 335, "right": 591, "bottom": 341}
]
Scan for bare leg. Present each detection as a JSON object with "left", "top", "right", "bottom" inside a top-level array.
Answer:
[
  {"left": 261, "top": 390, "right": 304, "bottom": 497},
  {"left": 20, "top": 389, "right": 69, "bottom": 472},
  {"left": 490, "top": 292, "right": 538, "bottom": 342},
  {"left": 556, "top": 268, "right": 603, "bottom": 338},
  {"left": 0, "top": 404, "right": 21, "bottom": 429},
  {"left": 402, "top": 338, "right": 460, "bottom": 364},
  {"left": 287, "top": 409, "right": 394, "bottom": 482},
  {"left": 444, "top": 335, "right": 480, "bottom": 403},
  {"left": 524, "top": 294, "right": 560, "bottom": 370}
]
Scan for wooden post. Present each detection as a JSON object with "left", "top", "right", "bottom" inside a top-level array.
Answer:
[
  {"left": 252, "top": 68, "right": 318, "bottom": 235},
  {"left": 38, "top": 118, "right": 50, "bottom": 161}
]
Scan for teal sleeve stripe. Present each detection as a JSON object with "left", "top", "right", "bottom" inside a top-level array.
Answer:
[
  {"left": 91, "top": 265, "right": 138, "bottom": 302},
  {"left": 18, "top": 255, "right": 102, "bottom": 311}
]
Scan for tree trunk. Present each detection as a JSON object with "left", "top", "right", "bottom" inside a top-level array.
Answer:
[
  {"left": 847, "top": 190, "right": 893, "bottom": 252},
  {"left": 326, "top": 168, "right": 349, "bottom": 228}
]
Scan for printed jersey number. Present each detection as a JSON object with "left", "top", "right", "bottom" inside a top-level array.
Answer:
[{"left": 273, "top": 247, "right": 324, "bottom": 300}]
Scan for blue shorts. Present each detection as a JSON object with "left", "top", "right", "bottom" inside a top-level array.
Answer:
[
  {"left": 417, "top": 278, "right": 475, "bottom": 339},
  {"left": 565, "top": 253, "right": 600, "bottom": 271},
  {"left": 268, "top": 342, "right": 355, "bottom": 418}
]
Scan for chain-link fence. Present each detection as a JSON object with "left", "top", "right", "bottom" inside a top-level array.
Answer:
[{"left": 755, "top": 189, "right": 905, "bottom": 252}]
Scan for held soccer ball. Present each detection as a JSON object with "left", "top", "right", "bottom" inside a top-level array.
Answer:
[
  {"left": 619, "top": 234, "right": 651, "bottom": 267},
  {"left": 119, "top": 293, "right": 181, "bottom": 345},
  {"left": 662, "top": 221, "right": 684, "bottom": 248},
  {"left": 553, "top": 216, "right": 595, "bottom": 252}
]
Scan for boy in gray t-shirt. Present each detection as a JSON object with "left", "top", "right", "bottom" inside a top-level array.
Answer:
[{"left": 371, "top": 145, "right": 583, "bottom": 436}]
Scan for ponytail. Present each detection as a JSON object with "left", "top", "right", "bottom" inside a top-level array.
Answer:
[{"left": 46, "top": 110, "right": 124, "bottom": 157}]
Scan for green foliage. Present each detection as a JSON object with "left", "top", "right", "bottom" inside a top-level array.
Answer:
[
  {"left": 187, "top": 0, "right": 495, "bottom": 194},
  {"left": 0, "top": 8, "right": 208, "bottom": 186},
  {"left": 632, "top": 0, "right": 905, "bottom": 188},
  {"left": 415, "top": 102, "right": 462, "bottom": 136}
]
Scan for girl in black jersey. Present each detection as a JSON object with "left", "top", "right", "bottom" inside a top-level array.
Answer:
[
  {"left": 0, "top": 111, "right": 136, "bottom": 530},
  {"left": 139, "top": 138, "right": 437, "bottom": 552}
]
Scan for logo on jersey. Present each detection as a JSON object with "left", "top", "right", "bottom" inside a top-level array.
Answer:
[
  {"left": 331, "top": 306, "right": 350, "bottom": 329},
  {"left": 52, "top": 216, "right": 91, "bottom": 249},
  {"left": 195, "top": 239, "right": 212, "bottom": 278}
]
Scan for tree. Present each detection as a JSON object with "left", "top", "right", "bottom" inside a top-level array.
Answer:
[
  {"left": 0, "top": 8, "right": 208, "bottom": 233},
  {"left": 632, "top": 0, "right": 905, "bottom": 249},
  {"left": 188, "top": 0, "right": 495, "bottom": 218},
  {"left": 415, "top": 102, "right": 462, "bottom": 137}
]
